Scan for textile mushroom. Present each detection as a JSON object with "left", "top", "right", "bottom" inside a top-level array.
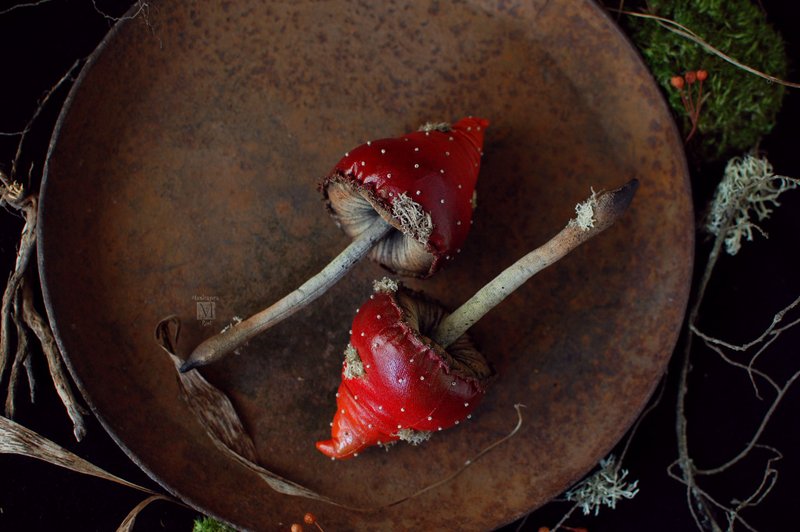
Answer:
[
  {"left": 181, "top": 117, "right": 488, "bottom": 372},
  {"left": 316, "top": 179, "right": 639, "bottom": 459}
]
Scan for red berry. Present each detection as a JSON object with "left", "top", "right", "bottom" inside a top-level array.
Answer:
[
  {"left": 669, "top": 76, "right": 685, "bottom": 89},
  {"left": 684, "top": 71, "right": 697, "bottom": 84},
  {"left": 696, "top": 69, "right": 708, "bottom": 81}
]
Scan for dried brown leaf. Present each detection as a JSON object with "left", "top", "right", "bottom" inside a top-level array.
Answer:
[
  {"left": 0, "top": 415, "right": 152, "bottom": 494},
  {"left": 116, "top": 494, "right": 171, "bottom": 532}
]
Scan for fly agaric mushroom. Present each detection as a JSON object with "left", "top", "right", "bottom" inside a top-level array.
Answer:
[
  {"left": 316, "top": 179, "right": 639, "bottom": 459},
  {"left": 180, "top": 117, "right": 488, "bottom": 372}
]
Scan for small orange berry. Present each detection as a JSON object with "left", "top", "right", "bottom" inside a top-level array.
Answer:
[
  {"left": 290, "top": 524, "right": 304, "bottom": 532},
  {"left": 670, "top": 76, "right": 685, "bottom": 89},
  {"left": 303, "top": 513, "right": 317, "bottom": 525},
  {"left": 684, "top": 70, "right": 697, "bottom": 84},
  {"left": 696, "top": 69, "right": 708, "bottom": 81}
]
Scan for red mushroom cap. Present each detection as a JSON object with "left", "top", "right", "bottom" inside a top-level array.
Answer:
[
  {"left": 316, "top": 279, "right": 493, "bottom": 459},
  {"left": 321, "top": 117, "right": 488, "bottom": 278}
]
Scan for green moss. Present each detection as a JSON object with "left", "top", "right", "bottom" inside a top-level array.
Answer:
[
  {"left": 193, "top": 516, "right": 236, "bottom": 532},
  {"left": 626, "top": 0, "right": 788, "bottom": 161}
]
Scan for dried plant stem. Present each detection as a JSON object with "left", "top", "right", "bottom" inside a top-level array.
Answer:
[
  {"left": 0, "top": 177, "right": 37, "bottom": 388},
  {"left": 433, "top": 180, "right": 638, "bottom": 348},
  {"left": 614, "top": 10, "right": 800, "bottom": 89},
  {"left": 4, "top": 292, "right": 30, "bottom": 418},
  {"left": 21, "top": 279, "right": 88, "bottom": 441},
  {"left": 181, "top": 216, "right": 392, "bottom": 372}
]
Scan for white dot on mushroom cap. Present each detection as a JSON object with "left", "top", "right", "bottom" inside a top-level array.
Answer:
[
  {"left": 437, "top": 426, "right": 442, "bottom": 431},
  {"left": 336, "top": 392, "right": 340, "bottom": 397},
  {"left": 361, "top": 161, "right": 366, "bottom": 166},
  {"left": 400, "top": 407, "right": 405, "bottom": 412},
  {"left": 354, "top": 395, "right": 359, "bottom": 400},
  {"left": 440, "top": 199, "right": 445, "bottom": 204},
  {"left": 456, "top": 221, "right": 462, "bottom": 226},
  {"left": 368, "top": 423, "right": 373, "bottom": 428},
  {"left": 378, "top": 405, "right": 383, "bottom": 410},
  {"left": 457, "top": 184, "right": 462, "bottom": 189},
  {"left": 416, "top": 190, "right": 421, "bottom": 195},
  {"left": 464, "top": 402, "right": 469, "bottom": 407},
  {"left": 445, "top": 151, "right": 450, "bottom": 156},
  {"left": 414, "top": 147, "right": 419, "bottom": 152},
  {"left": 329, "top": 422, "right": 333, "bottom": 426},
  {"left": 331, "top": 457, "right": 335, "bottom": 461},
  {"left": 354, "top": 453, "right": 359, "bottom": 457},
  {"left": 397, "top": 424, "right": 402, "bottom": 429},
  {"left": 341, "top": 409, "right": 345, "bottom": 414},
  {"left": 370, "top": 295, "right": 374, "bottom": 299},
  {"left": 420, "top": 375, "right": 425, "bottom": 380},
  {"left": 455, "top": 420, "right": 460, "bottom": 425},
  {"left": 448, "top": 136, "right": 454, "bottom": 141},
  {"left": 445, "top": 255, "right": 450, "bottom": 260},
  {"left": 477, "top": 126, "right": 481, "bottom": 131},
  {"left": 348, "top": 329, "right": 352, "bottom": 334},
  {"left": 467, "top": 126, "right": 472, "bottom": 131},
  {"left": 377, "top": 314, "right": 381, "bottom": 319},
  {"left": 345, "top": 152, "right": 349, "bottom": 156},
  {"left": 356, "top": 308, "right": 359, "bottom": 313},
  {"left": 360, "top": 332, "right": 365, "bottom": 337},
  {"left": 425, "top": 131, "right": 430, "bottom": 136},
  {"left": 367, "top": 141, "right": 371, "bottom": 146},
  {"left": 451, "top": 381, "right": 457, "bottom": 386},
  {"left": 404, "top": 137, "right": 409, "bottom": 141},
  {"left": 381, "top": 148, "right": 386, "bottom": 154},
  {"left": 366, "top": 364, "right": 371, "bottom": 369},
  {"left": 440, "top": 169, "right": 445, "bottom": 174},
  {"left": 427, "top": 416, "right": 433, "bottom": 421},
  {"left": 457, "top": 248, "right": 461, "bottom": 253},
  {"left": 467, "top": 414, "right": 472, "bottom": 419},
  {"left": 389, "top": 192, "right": 394, "bottom": 196},
  {"left": 414, "top": 163, "right": 420, "bottom": 169},
  {"left": 398, "top": 378, "right": 404, "bottom": 383}
]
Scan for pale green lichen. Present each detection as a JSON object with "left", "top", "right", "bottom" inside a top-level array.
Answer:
[
  {"left": 418, "top": 121, "right": 452, "bottom": 133},
  {"left": 565, "top": 455, "right": 639, "bottom": 516},
  {"left": 705, "top": 153, "right": 798, "bottom": 255},
  {"left": 391, "top": 192, "right": 433, "bottom": 245},
  {"left": 343, "top": 343, "right": 365, "bottom": 379},
  {"left": 397, "top": 428, "right": 432, "bottom": 445},
  {"left": 372, "top": 277, "right": 399, "bottom": 294},
  {"left": 570, "top": 191, "right": 598, "bottom": 231}
]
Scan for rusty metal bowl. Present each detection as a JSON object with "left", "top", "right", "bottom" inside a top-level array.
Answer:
[{"left": 38, "top": 0, "right": 692, "bottom": 529}]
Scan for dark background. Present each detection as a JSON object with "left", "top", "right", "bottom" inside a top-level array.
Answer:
[{"left": 1, "top": 1, "right": 798, "bottom": 530}]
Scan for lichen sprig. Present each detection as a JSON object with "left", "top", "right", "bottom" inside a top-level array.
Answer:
[{"left": 705, "top": 153, "right": 798, "bottom": 255}]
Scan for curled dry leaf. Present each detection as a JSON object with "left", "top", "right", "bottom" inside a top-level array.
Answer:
[
  {"left": 116, "top": 494, "right": 171, "bottom": 532},
  {"left": 0, "top": 415, "right": 152, "bottom": 494}
]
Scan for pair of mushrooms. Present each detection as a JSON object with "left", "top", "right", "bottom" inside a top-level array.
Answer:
[{"left": 181, "top": 117, "right": 637, "bottom": 459}]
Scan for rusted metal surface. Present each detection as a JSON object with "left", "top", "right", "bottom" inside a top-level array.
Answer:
[{"left": 38, "top": 0, "right": 693, "bottom": 529}]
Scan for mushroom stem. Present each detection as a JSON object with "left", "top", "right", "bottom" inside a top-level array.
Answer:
[
  {"left": 180, "top": 216, "right": 392, "bottom": 372},
  {"left": 431, "top": 179, "right": 639, "bottom": 349}
]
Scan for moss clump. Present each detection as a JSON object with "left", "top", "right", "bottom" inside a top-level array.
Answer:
[
  {"left": 193, "top": 516, "right": 237, "bottom": 532},
  {"left": 626, "top": 0, "right": 788, "bottom": 161}
]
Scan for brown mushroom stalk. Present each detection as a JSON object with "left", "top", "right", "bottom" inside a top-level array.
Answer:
[
  {"left": 431, "top": 179, "right": 639, "bottom": 348},
  {"left": 179, "top": 216, "right": 391, "bottom": 372}
]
